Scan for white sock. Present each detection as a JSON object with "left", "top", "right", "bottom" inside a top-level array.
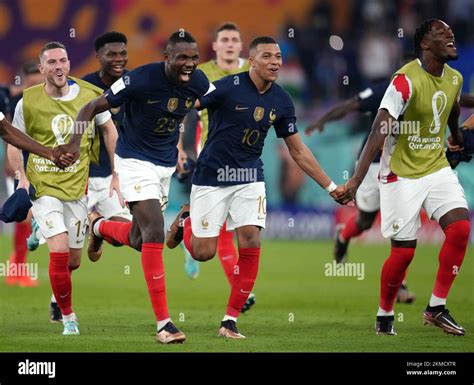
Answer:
[
  {"left": 157, "top": 318, "right": 171, "bottom": 331},
  {"left": 223, "top": 315, "right": 237, "bottom": 322},
  {"left": 377, "top": 307, "right": 394, "bottom": 317},
  {"left": 93, "top": 218, "right": 105, "bottom": 237},
  {"left": 63, "top": 313, "right": 76, "bottom": 322},
  {"left": 51, "top": 293, "right": 57, "bottom": 303},
  {"left": 429, "top": 294, "right": 446, "bottom": 307}
]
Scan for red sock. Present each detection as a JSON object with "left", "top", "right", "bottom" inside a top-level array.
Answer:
[
  {"left": 183, "top": 217, "right": 195, "bottom": 257},
  {"left": 217, "top": 223, "right": 238, "bottom": 285},
  {"left": 49, "top": 252, "right": 73, "bottom": 316},
  {"left": 380, "top": 247, "right": 415, "bottom": 312},
  {"left": 9, "top": 221, "right": 31, "bottom": 267},
  {"left": 226, "top": 248, "right": 260, "bottom": 317},
  {"left": 340, "top": 215, "right": 363, "bottom": 242},
  {"left": 433, "top": 220, "right": 470, "bottom": 299},
  {"left": 99, "top": 220, "right": 132, "bottom": 247},
  {"left": 141, "top": 243, "right": 169, "bottom": 321}
]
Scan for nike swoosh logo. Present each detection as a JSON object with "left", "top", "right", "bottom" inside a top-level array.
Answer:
[
  {"left": 153, "top": 274, "right": 164, "bottom": 280},
  {"left": 235, "top": 105, "right": 249, "bottom": 111},
  {"left": 240, "top": 289, "right": 251, "bottom": 294},
  {"left": 60, "top": 292, "right": 70, "bottom": 299},
  {"left": 147, "top": 99, "right": 161, "bottom": 104}
]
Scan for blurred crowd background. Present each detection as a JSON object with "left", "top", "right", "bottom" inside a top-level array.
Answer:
[{"left": 0, "top": 0, "right": 473, "bottom": 240}]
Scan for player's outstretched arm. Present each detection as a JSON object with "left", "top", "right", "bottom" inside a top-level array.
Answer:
[
  {"left": 0, "top": 112, "right": 68, "bottom": 167},
  {"left": 304, "top": 96, "right": 360, "bottom": 135},
  {"left": 283, "top": 132, "right": 345, "bottom": 200},
  {"left": 62, "top": 94, "right": 112, "bottom": 160},
  {"left": 341, "top": 108, "right": 391, "bottom": 203},
  {"left": 305, "top": 97, "right": 359, "bottom": 135}
]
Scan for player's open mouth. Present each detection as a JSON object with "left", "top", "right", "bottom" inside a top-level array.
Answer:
[
  {"left": 180, "top": 69, "right": 193, "bottom": 82},
  {"left": 112, "top": 65, "right": 124, "bottom": 72},
  {"left": 446, "top": 42, "right": 456, "bottom": 50},
  {"left": 268, "top": 68, "right": 279, "bottom": 75}
]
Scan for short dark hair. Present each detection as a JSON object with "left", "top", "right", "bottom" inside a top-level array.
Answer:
[
  {"left": 214, "top": 22, "right": 240, "bottom": 40},
  {"left": 94, "top": 31, "right": 127, "bottom": 52},
  {"left": 39, "top": 42, "right": 66, "bottom": 59},
  {"left": 22, "top": 59, "right": 40, "bottom": 75},
  {"left": 249, "top": 36, "right": 277, "bottom": 52},
  {"left": 166, "top": 30, "right": 197, "bottom": 51},
  {"left": 414, "top": 19, "right": 437, "bottom": 56}
]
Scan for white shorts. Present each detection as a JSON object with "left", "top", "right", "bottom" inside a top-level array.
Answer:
[
  {"left": 87, "top": 175, "right": 131, "bottom": 220},
  {"left": 31, "top": 195, "right": 88, "bottom": 248},
  {"left": 355, "top": 162, "right": 380, "bottom": 213},
  {"left": 5, "top": 176, "right": 14, "bottom": 196},
  {"left": 380, "top": 167, "right": 468, "bottom": 240},
  {"left": 115, "top": 154, "right": 175, "bottom": 211},
  {"left": 190, "top": 182, "right": 266, "bottom": 237}
]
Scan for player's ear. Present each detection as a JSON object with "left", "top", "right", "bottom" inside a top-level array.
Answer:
[
  {"left": 212, "top": 41, "right": 218, "bottom": 52},
  {"left": 420, "top": 38, "right": 430, "bottom": 52},
  {"left": 248, "top": 56, "right": 255, "bottom": 68}
]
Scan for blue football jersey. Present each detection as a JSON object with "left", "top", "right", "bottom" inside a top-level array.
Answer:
[
  {"left": 82, "top": 70, "right": 128, "bottom": 177},
  {"left": 192, "top": 72, "right": 297, "bottom": 186},
  {"left": 105, "top": 62, "right": 209, "bottom": 167}
]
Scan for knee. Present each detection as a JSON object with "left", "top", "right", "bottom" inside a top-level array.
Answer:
[
  {"left": 356, "top": 213, "right": 376, "bottom": 231},
  {"left": 238, "top": 230, "right": 260, "bottom": 249},
  {"left": 68, "top": 262, "right": 80, "bottom": 271},
  {"left": 191, "top": 244, "right": 216, "bottom": 262}
]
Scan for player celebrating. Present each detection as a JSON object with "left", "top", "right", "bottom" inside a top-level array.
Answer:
[
  {"left": 167, "top": 37, "right": 345, "bottom": 339},
  {"left": 8, "top": 42, "right": 118, "bottom": 336},
  {"left": 187, "top": 22, "right": 256, "bottom": 310},
  {"left": 65, "top": 31, "right": 210, "bottom": 344},
  {"left": 305, "top": 76, "right": 415, "bottom": 304},
  {"left": 82, "top": 31, "right": 131, "bottom": 259},
  {"left": 340, "top": 19, "right": 470, "bottom": 336}
]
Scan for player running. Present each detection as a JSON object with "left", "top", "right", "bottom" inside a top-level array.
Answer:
[
  {"left": 82, "top": 31, "right": 132, "bottom": 258},
  {"left": 64, "top": 31, "right": 210, "bottom": 344},
  {"left": 166, "top": 36, "right": 345, "bottom": 339},
  {"left": 7, "top": 42, "right": 118, "bottom": 336},
  {"left": 184, "top": 22, "right": 256, "bottom": 310},
  {"left": 305, "top": 75, "right": 415, "bottom": 304},
  {"left": 339, "top": 19, "right": 470, "bottom": 336}
]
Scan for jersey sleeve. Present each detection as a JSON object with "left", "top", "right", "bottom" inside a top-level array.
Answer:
[
  {"left": 357, "top": 82, "right": 388, "bottom": 113},
  {"left": 95, "top": 110, "right": 112, "bottom": 126},
  {"left": 273, "top": 92, "right": 298, "bottom": 138},
  {"left": 195, "top": 69, "right": 210, "bottom": 96},
  {"left": 198, "top": 77, "right": 229, "bottom": 110},
  {"left": 105, "top": 68, "right": 141, "bottom": 108},
  {"left": 12, "top": 98, "right": 26, "bottom": 133},
  {"left": 379, "top": 74, "right": 413, "bottom": 119}
]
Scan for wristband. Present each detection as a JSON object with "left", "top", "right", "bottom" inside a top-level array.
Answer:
[
  {"left": 325, "top": 181, "right": 337, "bottom": 193},
  {"left": 0, "top": 111, "right": 4, "bottom": 121}
]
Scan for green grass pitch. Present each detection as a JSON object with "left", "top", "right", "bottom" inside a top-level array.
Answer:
[{"left": 0, "top": 236, "right": 472, "bottom": 352}]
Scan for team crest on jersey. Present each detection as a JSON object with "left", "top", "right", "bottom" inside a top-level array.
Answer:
[
  {"left": 269, "top": 109, "right": 277, "bottom": 123},
  {"left": 392, "top": 219, "right": 403, "bottom": 232},
  {"left": 110, "top": 107, "right": 121, "bottom": 115},
  {"left": 254, "top": 107, "right": 265, "bottom": 122},
  {"left": 167, "top": 98, "right": 179, "bottom": 112},
  {"left": 185, "top": 98, "right": 193, "bottom": 109}
]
